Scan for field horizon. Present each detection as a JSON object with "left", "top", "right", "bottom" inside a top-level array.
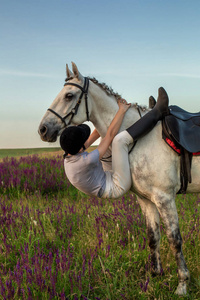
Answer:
[
  {"left": 0, "top": 147, "right": 62, "bottom": 159},
  {"left": 0, "top": 146, "right": 97, "bottom": 159}
]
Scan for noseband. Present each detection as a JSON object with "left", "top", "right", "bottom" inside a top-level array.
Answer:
[{"left": 48, "top": 77, "right": 90, "bottom": 127}]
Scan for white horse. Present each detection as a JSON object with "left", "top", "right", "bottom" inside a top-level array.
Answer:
[{"left": 39, "top": 62, "right": 200, "bottom": 295}]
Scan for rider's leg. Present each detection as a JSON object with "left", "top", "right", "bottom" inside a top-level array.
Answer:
[
  {"left": 101, "top": 130, "right": 133, "bottom": 199},
  {"left": 126, "top": 87, "right": 169, "bottom": 141},
  {"left": 101, "top": 87, "right": 169, "bottom": 199}
]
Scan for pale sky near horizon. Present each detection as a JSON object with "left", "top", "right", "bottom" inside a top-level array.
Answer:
[{"left": 1, "top": 0, "right": 200, "bottom": 149}]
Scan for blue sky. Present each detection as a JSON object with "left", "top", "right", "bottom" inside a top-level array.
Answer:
[{"left": 1, "top": 0, "right": 200, "bottom": 148}]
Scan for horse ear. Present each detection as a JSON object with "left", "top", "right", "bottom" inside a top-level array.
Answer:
[
  {"left": 149, "top": 96, "right": 156, "bottom": 109},
  {"left": 71, "top": 62, "right": 83, "bottom": 81},
  {"left": 66, "top": 64, "right": 73, "bottom": 78}
]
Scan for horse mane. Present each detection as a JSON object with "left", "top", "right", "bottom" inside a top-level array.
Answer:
[
  {"left": 89, "top": 77, "right": 148, "bottom": 112},
  {"left": 89, "top": 77, "right": 121, "bottom": 99},
  {"left": 65, "top": 76, "right": 148, "bottom": 111}
]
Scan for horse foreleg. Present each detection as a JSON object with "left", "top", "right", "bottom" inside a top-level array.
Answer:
[
  {"left": 137, "top": 197, "right": 162, "bottom": 275},
  {"left": 153, "top": 192, "right": 190, "bottom": 295}
]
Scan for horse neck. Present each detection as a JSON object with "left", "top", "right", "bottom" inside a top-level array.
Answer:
[{"left": 88, "top": 81, "right": 144, "bottom": 136}]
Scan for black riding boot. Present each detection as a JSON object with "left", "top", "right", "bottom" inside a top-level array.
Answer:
[{"left": 126, "top": 87, "right": 169, "bottom": 141}]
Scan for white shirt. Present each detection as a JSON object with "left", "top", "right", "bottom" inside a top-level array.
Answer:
[{"left": 64, "top": 149, "right": 106, "bottom": 197}]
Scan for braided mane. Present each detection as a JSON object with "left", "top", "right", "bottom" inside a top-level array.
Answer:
[
  {"left": 89, "top": 77, "right": 121, "bottom": 99},
  {"left": 65, "top": 76, "right": 148, "bottom": 111},
  {"left": 89, "top": 77, "right": 147, "bottom": 111}
]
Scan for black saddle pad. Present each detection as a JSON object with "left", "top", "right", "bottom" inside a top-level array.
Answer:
[
  {"left": 169, "top": 105, "right": 200, "bottom": 120},
  {"left": 164, "top": 106, "right": 200, "bottom": 153}
]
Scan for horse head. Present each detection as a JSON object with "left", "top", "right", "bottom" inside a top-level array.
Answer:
[{"left": 38, "top": 62, "right": 92, "bottom": 142}]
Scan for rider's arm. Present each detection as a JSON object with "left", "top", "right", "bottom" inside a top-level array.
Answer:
[
  {"left": 97, "top": 100, "right": 130, "bottom": 160},
  {"left": 84, "top": 128, "right": 100, "bottom": 149}
]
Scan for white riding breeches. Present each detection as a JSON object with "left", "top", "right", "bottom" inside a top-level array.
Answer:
[{"left": 102, "top": 131, "right": 133, "bottom": 199}]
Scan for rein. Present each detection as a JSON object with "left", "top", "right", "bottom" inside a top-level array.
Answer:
[{"left": 48, "top": 77, "right": 90, "bottom": 127}]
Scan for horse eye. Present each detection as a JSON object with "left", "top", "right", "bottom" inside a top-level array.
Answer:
[{"left": 65, "top": 93, "right": 73, "bottom": 100}]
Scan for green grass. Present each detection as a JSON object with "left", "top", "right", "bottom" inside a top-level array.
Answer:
[
  {"left": 1, "top": 191, "right": 200, "bottom": 299},
  {"left": 0, "top": 152, "right": 200, "bottom": 299},
  {"left": 0, "top": 147, "right": 61, "bottom": 159}
]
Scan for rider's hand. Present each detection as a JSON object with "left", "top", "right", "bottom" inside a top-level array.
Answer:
[{"left": 118, "top": 98, "right": 131, "bottom": 113}]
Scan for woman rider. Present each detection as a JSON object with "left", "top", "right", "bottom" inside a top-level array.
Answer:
[{"left": 60, "top": 87, "right": 169, "bottom": 198}]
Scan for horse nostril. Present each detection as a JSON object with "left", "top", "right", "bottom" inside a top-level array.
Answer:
[{"left": 39, "top": 125, "right": 48, "bottom": 136}]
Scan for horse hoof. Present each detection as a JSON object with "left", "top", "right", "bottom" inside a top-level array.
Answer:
[{"left": 175, "top": 282, "right": 187, "bottom": 296}]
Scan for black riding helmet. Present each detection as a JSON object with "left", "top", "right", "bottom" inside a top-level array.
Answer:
[{"left": 60, "top": 124, "right": 91, "bottom": 156}]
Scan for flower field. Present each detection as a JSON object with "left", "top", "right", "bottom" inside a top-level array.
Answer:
[{"left": 0, "top": 154, "right": 200, "bottom": 299}]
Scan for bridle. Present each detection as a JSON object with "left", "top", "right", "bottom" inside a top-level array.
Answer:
[
  {"left": 47, "top": 75, "right": 141, "bottom": 161},
  {"left": 47, "top": 77, "right": 90, "bottom": 127}
]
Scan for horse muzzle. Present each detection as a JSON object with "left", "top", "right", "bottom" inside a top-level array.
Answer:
[{"left": 38, "top": 123, "right": 59, "bottom": 142}]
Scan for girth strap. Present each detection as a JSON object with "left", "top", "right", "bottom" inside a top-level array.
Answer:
[{"left": 178, "top": 149, "right": 192, "bottom": 194}]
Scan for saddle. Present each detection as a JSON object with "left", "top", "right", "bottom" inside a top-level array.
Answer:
[{"left": 162, "top": 105, "right": 200, "bottom": 194}]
